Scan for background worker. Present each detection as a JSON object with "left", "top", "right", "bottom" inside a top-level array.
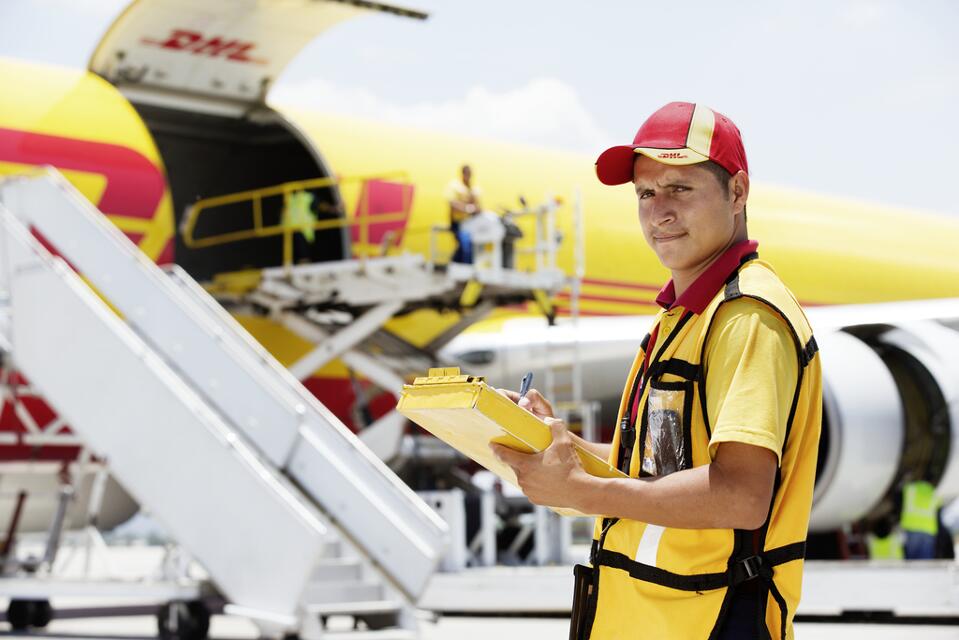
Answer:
[
  {"left": 282, "top": 189, "right": 318, "bottom": 264},
  {"left": 445, "top": 164, "right": 482, "bottom": 263},
  {"left": 493, "top": 102, "right": 821, "bottom": 639},
  {"left": 900, "top": 474, "right": 942, "bottom": 559},
  {"left": 867, "top": 517, "right": 904, "bottom": 560}
]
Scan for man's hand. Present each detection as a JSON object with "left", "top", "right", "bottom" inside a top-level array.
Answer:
[
  {"left": 496, "top": 387, "right": 554, "bottom": 420},
  {"left": 489, "top": 417, "right": 592, "bottom": 510},
  {"left": 496, "top": 387, "right": 611, "bottom": 461}
]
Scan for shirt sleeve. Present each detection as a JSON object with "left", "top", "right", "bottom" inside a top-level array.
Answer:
[
  {"left": 704, "top": 298, "right": 798, "bottom": 464},
  {"left": 444, "top": 180, "right": 461, "bottom": 202}
]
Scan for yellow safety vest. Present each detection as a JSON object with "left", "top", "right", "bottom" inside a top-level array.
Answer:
[
  {"left": 901, "top": 481, "right": 939, "bottom": 536},
  {"left": 284, "top": 191, "right": 317, "bottom": 243},
  {"left": 580, "top": 256, "right": 822, "bottom": 640},
  {"left": 867, "top": 533, "right": 904, "bottom": 560}
]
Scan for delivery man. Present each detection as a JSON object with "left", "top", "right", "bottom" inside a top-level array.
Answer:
[{"left": 492, "top": 102, "right": 822, "bottom": 639}]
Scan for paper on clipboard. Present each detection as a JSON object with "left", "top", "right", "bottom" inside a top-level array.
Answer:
[{"left": 396, "top": 367, "right": 627, "bottom": 516}]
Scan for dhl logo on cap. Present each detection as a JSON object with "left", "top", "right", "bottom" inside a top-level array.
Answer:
[{"left": 595, "top": 102, "right": 748, "bottom": 186}]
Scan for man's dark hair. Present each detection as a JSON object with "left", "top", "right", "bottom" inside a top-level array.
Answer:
[
  {"left": 700, "top": 160, "right": 731, "bottom": 195},
  {"left": 699, "top": 160, "right": 747, "bottom": 222}
]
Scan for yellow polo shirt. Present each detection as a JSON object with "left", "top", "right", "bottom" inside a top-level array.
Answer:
[{"left": 703, "top": 298, "right": 798, "bottom": 464}]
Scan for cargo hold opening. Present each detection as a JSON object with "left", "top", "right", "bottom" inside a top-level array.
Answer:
[{"left": 132, "top": 103, "right": 349, "bottom": 281}]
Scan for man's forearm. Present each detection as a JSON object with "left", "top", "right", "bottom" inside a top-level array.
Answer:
[{"left": 575, "top": 461, "right": 769, "bottom": 530}]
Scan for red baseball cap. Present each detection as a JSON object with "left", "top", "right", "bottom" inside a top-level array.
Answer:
[{"left": 595, "top": 102, "right": 748, "bottom": 185}]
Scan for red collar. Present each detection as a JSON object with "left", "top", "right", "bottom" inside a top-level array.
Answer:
[{"left": 655, "top": 240, "right": 759, "bottom": 314}]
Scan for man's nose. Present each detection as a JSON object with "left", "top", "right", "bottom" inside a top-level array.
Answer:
[{"left": 648, "top": 199, "right": 677, "bottom": 226}]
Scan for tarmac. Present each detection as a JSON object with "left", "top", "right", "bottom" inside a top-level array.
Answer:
[{"left": 1, "top": 613, "right": 958, "bottom": 639}]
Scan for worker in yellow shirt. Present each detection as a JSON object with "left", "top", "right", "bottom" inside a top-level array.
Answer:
[
  {"left": 445, "top": 164, "right": 482, "bottom": 263},
  {"left": 493, "top": 102, "right": 821, "bottom": 639}
]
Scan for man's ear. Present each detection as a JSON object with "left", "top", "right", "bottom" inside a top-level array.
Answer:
[{"left": 730, "top": 171, "right": 750, "bottom": 216}]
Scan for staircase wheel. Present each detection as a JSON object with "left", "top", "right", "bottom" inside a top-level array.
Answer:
[
  {"left": 6, "top": 600, "right": 32, "bottom": 631},
  {"left": 157, "top": 600, "right": 211, "bottom": 640},
  {"left": 30, "top": 599, "right": 53, "bottom": 628}
]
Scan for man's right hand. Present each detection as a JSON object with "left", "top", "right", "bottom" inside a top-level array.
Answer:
[
  {"left": 496, "top": 387, "right": 612, "bottom": 461},
  {"left": 496, "top": 387, "right": 554, "bottom": 420}
]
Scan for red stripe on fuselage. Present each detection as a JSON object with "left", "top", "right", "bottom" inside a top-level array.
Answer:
[
  {"left": 0, "top": 127, "right": 166, "bottom": 220},
  {"left": 581, "top": 277, "right": 662, "bottom": 292}
]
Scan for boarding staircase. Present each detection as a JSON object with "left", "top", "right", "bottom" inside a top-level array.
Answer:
[{"left": 0, "top": 169, "right": 450, "bottom": 639}]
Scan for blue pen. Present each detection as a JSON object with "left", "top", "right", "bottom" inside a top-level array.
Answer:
[{"left": 519, "top": 371, "right": 534, "bottom": 400}]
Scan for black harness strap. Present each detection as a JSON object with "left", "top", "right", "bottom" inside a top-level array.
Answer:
[
  {"left": 594, "top": 540, "right": 805, "bottom": 593},
  {"left": 645, "top": 358, "right": 701, "bottom": 382},
  {"left": 617, "top": 312, "right": 694, "bottom": 473}
]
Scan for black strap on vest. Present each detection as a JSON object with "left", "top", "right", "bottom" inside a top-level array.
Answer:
[
  {"left": 645, "top": 357, "right": 701, "bottom": 382},
  {"left": 617, "top": 312, "right": 694, "bottom": 474},
  {"left": 596, "top": 539, "right": 804, "bottom": 639},
  {"left": 593, "top": 540, "right": 805, "bottom": 593}
]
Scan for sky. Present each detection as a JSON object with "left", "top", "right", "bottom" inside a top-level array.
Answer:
[{"left": 2, "top": 0, "right": 958, "bottom": 215}]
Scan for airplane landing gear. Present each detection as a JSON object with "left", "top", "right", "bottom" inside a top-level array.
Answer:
[{"left": 157, "top": 600, "right": 210, "bottom": 640}]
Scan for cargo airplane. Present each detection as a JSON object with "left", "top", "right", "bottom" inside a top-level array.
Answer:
[{"left": 1, "top": 0, "right": 958, "bottom": 549}]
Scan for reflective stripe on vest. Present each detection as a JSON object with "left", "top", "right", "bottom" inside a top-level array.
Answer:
[
  {"left": 584, "top": 257, "right": 822, "bottom": 640},
  {"left": 901, "top": 481, "right": 939, "bottom": 536}
]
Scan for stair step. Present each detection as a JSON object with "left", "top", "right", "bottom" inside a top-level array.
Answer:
[
  {"left": 312, "top": 557, "right": 364, "bottom": 581},
  {"left": 303, "top": 579, "right": 383, "bottom": 603},
  {"left": 306, "top": 599, "right": 402, "bottom": 617},
  {"left": 318, "top": 538, "right": 343, "bottom": 557}
]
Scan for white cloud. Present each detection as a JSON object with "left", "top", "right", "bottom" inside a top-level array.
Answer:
[
  {"left": 836, "top": 0, "right": 892, "bottom": 30},
  {"left": 269, "top": 76, "right": 614, "bottom": 154}
]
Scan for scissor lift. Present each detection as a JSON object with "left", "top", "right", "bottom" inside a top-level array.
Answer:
[{"left": 181, "top": 174, "right": 583, "bottom": 464}]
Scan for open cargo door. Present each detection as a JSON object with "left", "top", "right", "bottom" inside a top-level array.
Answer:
[{"left": 90, "top": 0, "right": 426, "bottom": 105}]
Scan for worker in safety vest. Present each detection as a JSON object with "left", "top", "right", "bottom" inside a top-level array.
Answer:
[
  {"left": 492, "top": 102, "right": 822, "bottom": 640},
  {"left": 900, "top": 478, "right": 941, "bottom": 559},
  {"left": 282, "top": 189, "right": 318, "bottom": 264},
  {"left": 867, "top": 518, "right": 904, "bottom": 560}
]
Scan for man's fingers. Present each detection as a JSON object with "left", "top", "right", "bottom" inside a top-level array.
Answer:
[
  {"left": 545, "top": 417, "right": 568, "bottom": 442},
  {"left": 489, "top": 442, "right": 528, "bottom": 469},
  {"left": 496, "top": 388, "right": 520, "bottom": 403},
  {"left": 521, "top": 388, "right": 554, "bottom": 417},
  {"left": 497, "top": 386, "right": 554, "bottom": 418}
]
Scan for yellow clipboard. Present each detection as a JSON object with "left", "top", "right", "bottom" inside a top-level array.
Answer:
[{"left": 396, "top": 367, "right": 627, "bottom": 516}]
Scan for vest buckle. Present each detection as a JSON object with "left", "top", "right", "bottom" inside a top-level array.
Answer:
[
  {"left": 619, "top": 418, "right": 635, "bottom": 449},
  {"left": 742, "top": 556, "right": 762, "bottom": 579},
  {"left": 731, "top": 555, "right": 769, "bottom": 586}
]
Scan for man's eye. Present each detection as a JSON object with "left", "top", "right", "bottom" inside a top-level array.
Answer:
[
  {"left": 639, "top": 190, "right": 654, "bottom": 199},
  {"left": 673, "top": 185, "right": 690, "bottom": 193}
]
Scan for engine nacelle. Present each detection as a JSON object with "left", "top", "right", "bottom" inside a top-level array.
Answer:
[{"left": 812, "top": 321, "right": 959, "bottom": 531}]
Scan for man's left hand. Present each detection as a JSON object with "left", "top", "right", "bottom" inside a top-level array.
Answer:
[{"left": 490, "top": 417, "right": 592, "bottom": 510}]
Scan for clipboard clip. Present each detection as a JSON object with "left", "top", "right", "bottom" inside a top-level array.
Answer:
[{"left": 410, "top": 367, "right": 487, "bottom": 386}]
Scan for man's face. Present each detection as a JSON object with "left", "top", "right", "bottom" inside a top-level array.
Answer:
[
  {"left": 632, "top": 155, "right": 740, "bottom": 273},
  {"left": 462, "top": 166, "right": 472, "bottom": 185}
]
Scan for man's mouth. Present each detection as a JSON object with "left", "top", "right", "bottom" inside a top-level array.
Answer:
[{"left": 653, "top": 232, "right": 686, "bottom": 243}]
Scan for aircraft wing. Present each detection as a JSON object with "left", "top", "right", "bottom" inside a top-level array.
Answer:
[{"left": 806, "top": 297, "right": 959, "bottom": 332}]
